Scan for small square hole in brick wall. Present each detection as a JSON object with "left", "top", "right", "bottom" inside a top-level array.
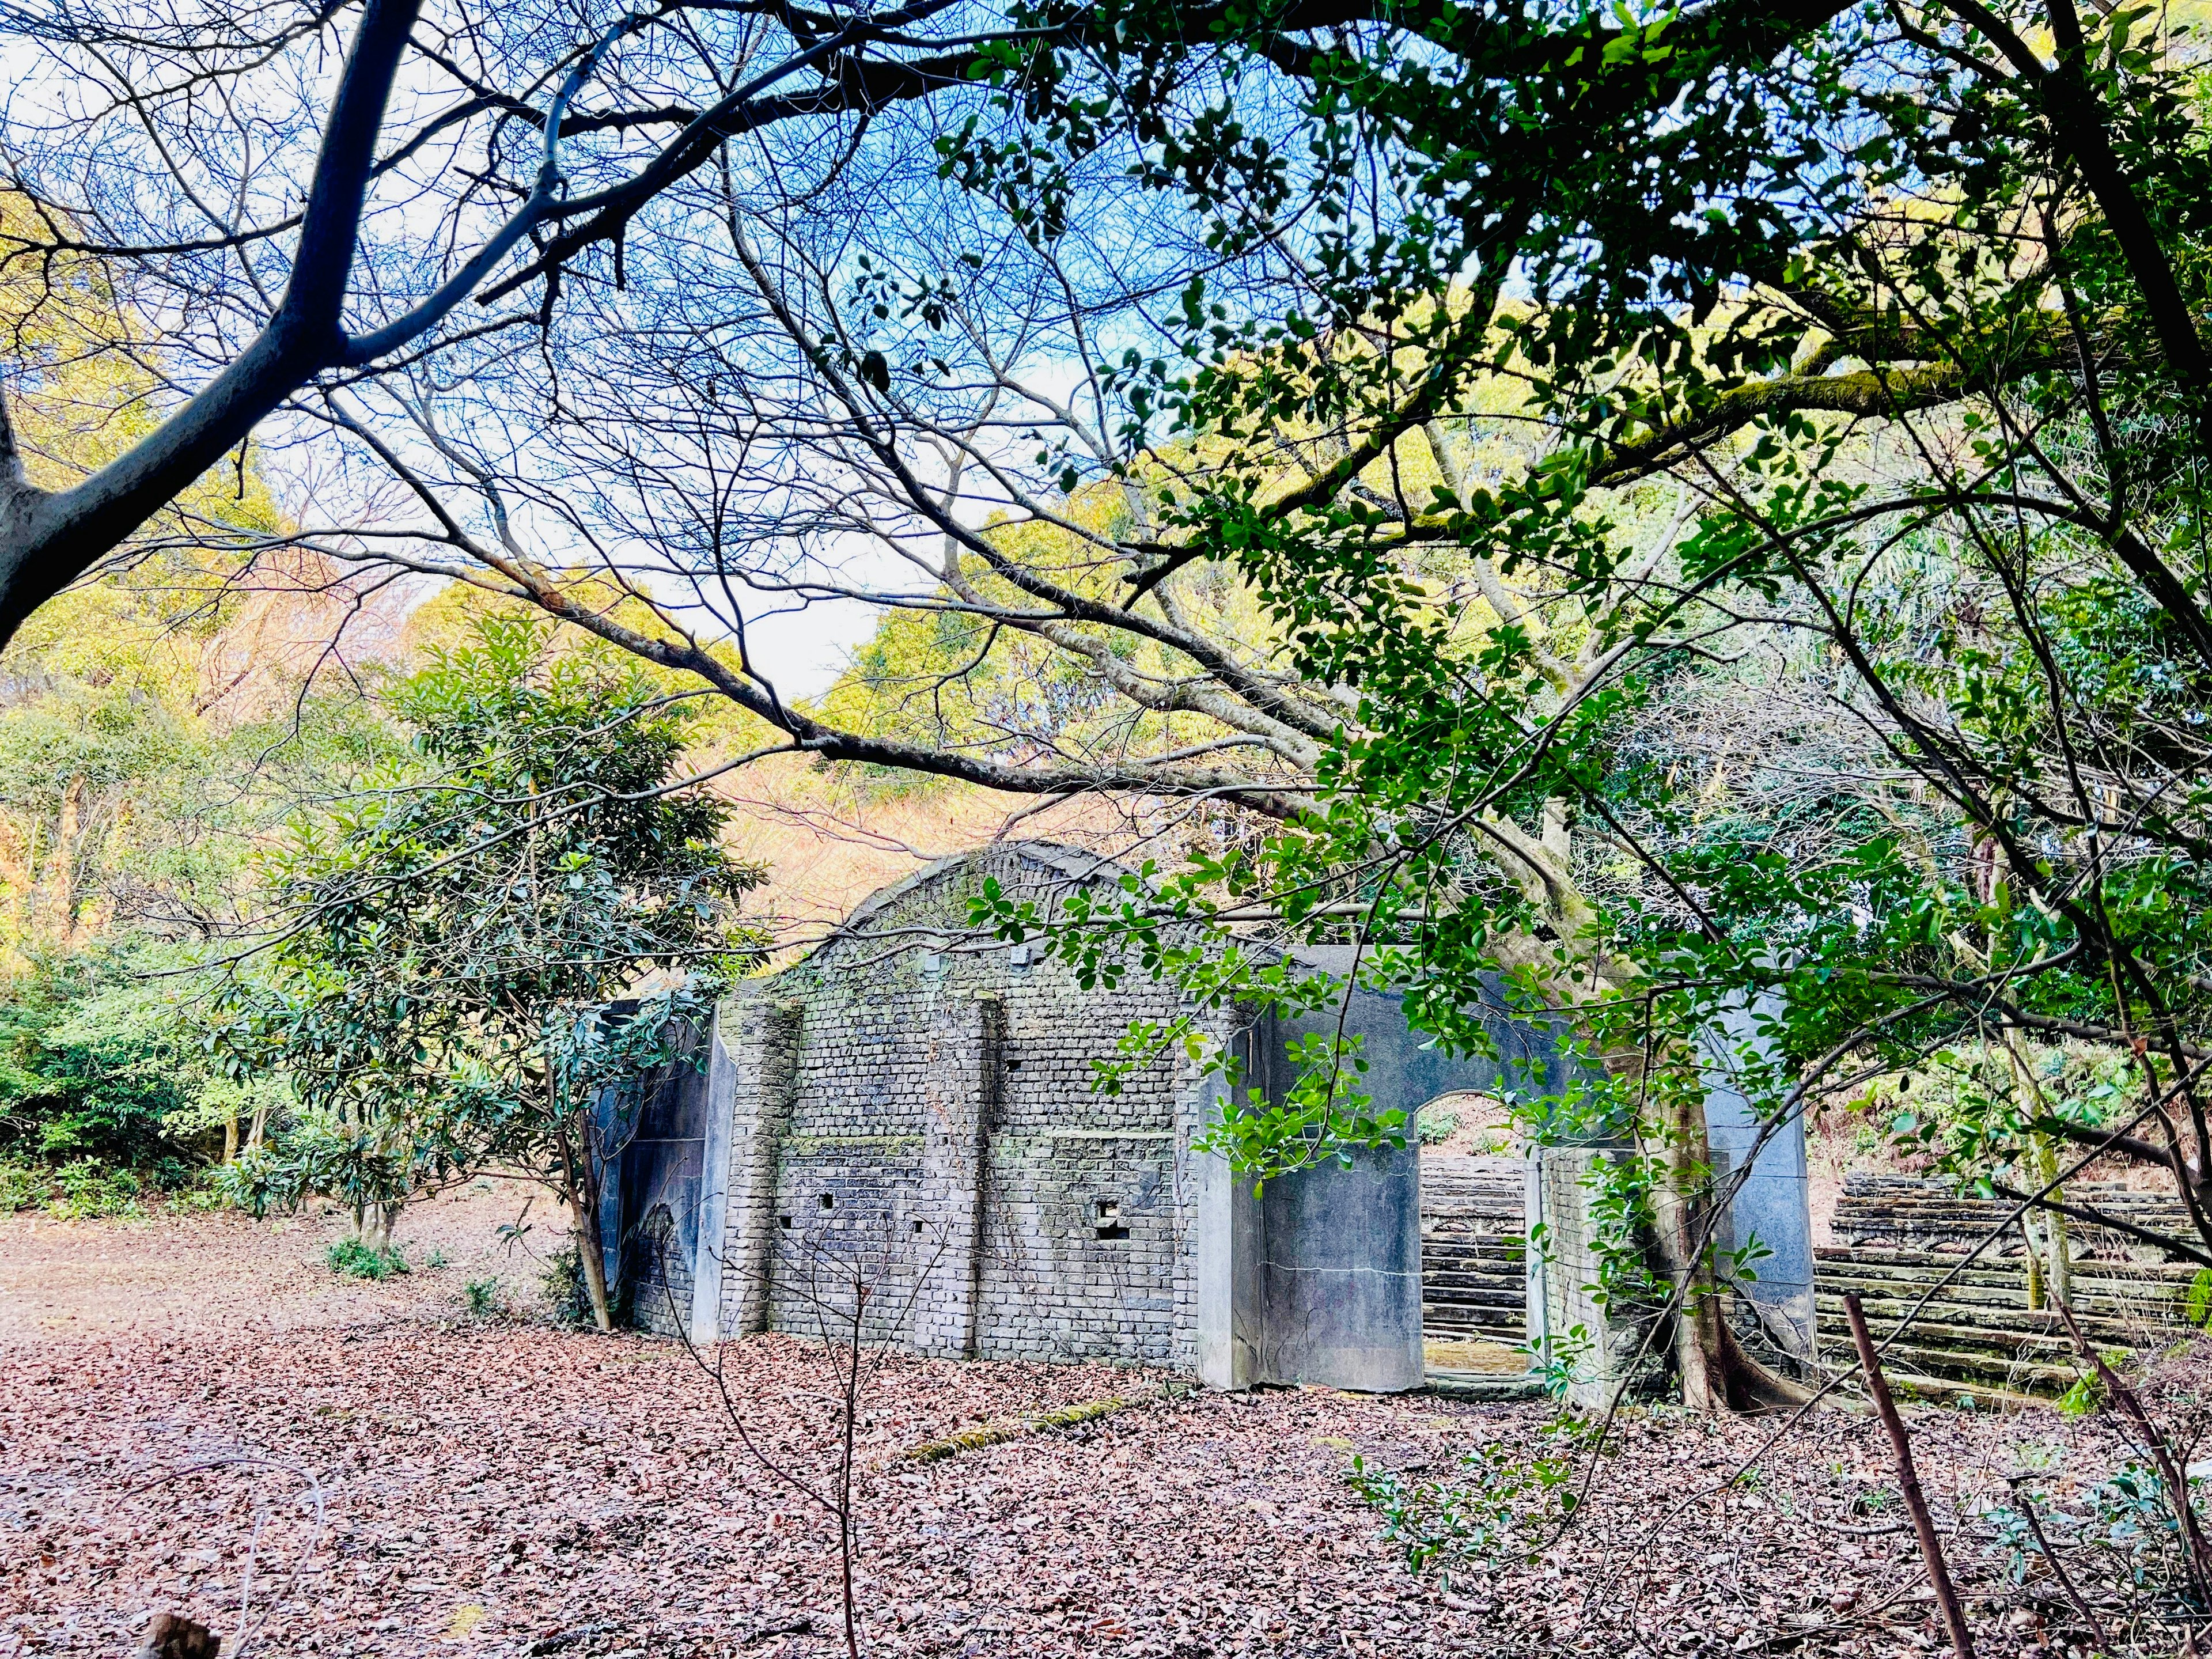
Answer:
[
  {"left": 778, "top": 1215, "right": 791, "bottom": 1230},
  {"left": 819, "top": 1193, "right": 835, "bottom": 1210},
  {"left": 912, "top": 1218, "right": 925, "bottom": 1233},
  {"left": 1094, "top": 1199, "right": 1128, "bottom": 1240}
]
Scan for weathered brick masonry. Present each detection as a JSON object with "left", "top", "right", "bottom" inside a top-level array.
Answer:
[
  {"left": 616, "top": 840, "right": 1583, "bottom": 1391},
  {"left": 631, "top": 843, "right": 1229, "bottom": 1370}
]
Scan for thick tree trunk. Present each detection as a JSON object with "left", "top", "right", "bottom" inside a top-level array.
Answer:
[
  {"left": 1654, "top": 1092, "right": 1729, "bottom": 1411},
  {"left": 354, "top": 1200, "right": 402, "bottom": 1252},
  {"left": 1653, "top": 1085, "right": 1814, "bottom": 1412}
]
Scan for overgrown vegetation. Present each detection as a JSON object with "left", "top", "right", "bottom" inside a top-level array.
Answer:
[
  {"left": 1345, "top": 1430, "right": 1583, "bottom": 1575},
  {"left": 214, "top": 614, "right": 765, "bottom": 1325},
  {"left": 539, "top": 1244, "right": 593, "bottom": 1330},
  {"left": 324, "top": 1237, "right": 409, "bottom": 1280}
]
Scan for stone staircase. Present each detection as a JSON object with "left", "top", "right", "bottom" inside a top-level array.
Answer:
[
  {"left": 1414, "top": 1164, "right": 2209, "bottom": 1402},
  {"left": 1816, "top": 1174, "right": 2207, "bottom": 1400},
  {"left": 1832, "top": 1173, "right": 2195, "bottom": 1260},
  {"left": 1813, "top": 1246, "right": 2204, "bottom": 1402},
  {"left": 1420, "top": 1156, "right": 1527, "bottom": 1344}
]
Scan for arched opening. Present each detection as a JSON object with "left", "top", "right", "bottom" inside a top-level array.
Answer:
[{"left": 1417, "top": 1092, "right": 1530, "bottom": 1380}]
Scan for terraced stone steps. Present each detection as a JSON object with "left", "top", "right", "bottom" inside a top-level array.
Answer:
[
  {"left": 1411, "top": 1166, "right": 2209, "bottom": 1398},
  {"left": 1420, "top": 1156, "right": 1526, "bottom": 1343},
  {"left": 1820, "top": 1260, "right": 2191, "bottom": 1324},
  {"left": 1813, "top": 1245, "right": 2203, "bottom": 1397},
  {"left": 1422, "top": 1234, "right": 1527, "bottom": 1340},
  {"left": 1833, "top": 1174, "right": 2193, "bottom": 1259}
]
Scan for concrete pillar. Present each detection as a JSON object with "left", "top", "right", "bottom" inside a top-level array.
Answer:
[
  {"left": 1530, "top": 1144, "right": 1653, "bottom": 1410},
  {"left": 1190, "top": 1015, "right": 1423, "bottom": 1392},
  {"left": 912, "top": 993, "right": 1002, "bottom": 1359},
  {"left": 1192, "top": 1067, "right": 1263, "bottom": 1389},
  {"left": 716, "top": 987, "right": 801, "bottom": 1338},
  {"left": 687, "top": 1003, "right": 737, "bottom": 1346},
  {"left": 1700, "top": 996, "right": 1815, "bottom": 1361},
  {"left": 1255, "top": 1141, "right": 1424, "bottom": 1390}
]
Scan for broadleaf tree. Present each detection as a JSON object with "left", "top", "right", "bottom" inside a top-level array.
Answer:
[{"left": 217, "top": 613, "right": 763, "bottom": 1328}]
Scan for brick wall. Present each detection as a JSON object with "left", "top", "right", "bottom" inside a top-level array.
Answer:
[
  {"left": 714, "top": 843, "right": 1224, "bottom": 1370},
  {"left": 631, "top": 1203, "right": 692, "bottom": 1338},
  {"left": 608, "top": 840, "right": 1608, "bottom": 1393}
]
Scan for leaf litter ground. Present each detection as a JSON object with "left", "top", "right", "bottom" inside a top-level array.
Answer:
[{"left": 0, "top": 1194, "right": 2188, "bottom": 1658}]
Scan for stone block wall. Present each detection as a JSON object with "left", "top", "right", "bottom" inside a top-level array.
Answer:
[
  {"left": 1530, "top": 1145, "right": 1657, "bottom": 1409},
  {"left": 712, "top": 843, "right": 1222, "bottom": 1370},
  {"left": 716, "top": 992, "right": 800, "bottom": 1339},
  {"left": 603, "top": 840, "right": 1616, "bottom": 1395}
]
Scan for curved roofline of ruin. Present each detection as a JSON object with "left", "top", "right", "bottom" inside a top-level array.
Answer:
[
  {"left": 768, "top": 839, "right": 1143, "bottom": 976},
  {"left": 782, "top": 839, "right": 1383, "bottom": 988}
]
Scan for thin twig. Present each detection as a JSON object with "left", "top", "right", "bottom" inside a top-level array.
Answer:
[{"left": 2003, "top": 1477, "right": 2114, "bottom": 1653}]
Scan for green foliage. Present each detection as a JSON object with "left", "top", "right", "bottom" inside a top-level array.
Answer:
[
  {"left": 1200, "top": 1029, "right": 1407, "bottom": 1187},
  {"left": 0, "top": 945, "right": 238, "bottom": 1208},
  {"left": 0, "top": 513, "right": 394, "bottom": 1214},
  {"left": 464, "top": 1277, "right": 503, "bottom": 1316},
  {"left": 1344, "top": 1434, "right": 1580, "bottom": 1573},
  {"left": 2056, "top": 1374, "right": 2107, "bottom": 1418},
  {"left": 916, "top": 0, "right": 2212, "bottom": 1298},
  {"left": 0, "top": 1157, "right": 153, "bottom": 1218},
  {"left": 1415, "top": 1106, "right": 1461, "bottom": 1146},
  {"left": 541, "top": 1244, "right": 593, "bottom": 1327},
  {"left": 1872, "top": 1043, "right": 2139, "bottom": 1196},
  {"left": 2187, "top": 1269, "right": 2212, "bottom": 1330},
  {"left": 212, "top": 1109, "right": 369, "bottom": 1223},
  {"left": 0, "top": 1163, "right": 39, "bottom": 1210},
  {"left": 0, "top": 571, "right": 396, "bottom": 981},
  {"left": 214, "top": 614, "right": 766, "bottom": 1225},
  {"left": 1519, "top": 1315, "right": 1596, "bottom": 1402},
  {"left": 325, "top": 1238, "right": 409, "bottom": 1279},
  {"left": 2005, "top": 1462, "right": 2210, "bottom": 1601}
]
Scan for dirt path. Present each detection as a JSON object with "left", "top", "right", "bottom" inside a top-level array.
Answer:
[{"left": 0, "top": 1183, "right": 556, "bottom": 1346}]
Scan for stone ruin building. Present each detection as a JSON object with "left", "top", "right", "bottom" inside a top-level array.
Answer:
[
  {"left": 597, "top": 839, "right": 2207, "bottom": 1402},
  {"left": 593, "top": 839, "right": 1847, "bottom": 1402},
  {"left": 600, "top": 840, "right": 1607, "bottom": 1392}
]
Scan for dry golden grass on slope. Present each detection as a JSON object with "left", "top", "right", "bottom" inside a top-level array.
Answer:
[{"left": 710, "top": 756, "right": 1151, "bottom": 956}]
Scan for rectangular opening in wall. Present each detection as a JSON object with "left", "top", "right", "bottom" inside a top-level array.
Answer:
[
  {"left": 778, "top": 1215, "right": 791, "bottom": 1230},
  {"left": 1094, "top": 1199, "right": 1128, "bottom": 1241},
  {"left": 819, "top": 1193, "right": 834, "bottom": 1210},
  {"left": 1419, "top": 1103, "right": 1531, "bottom": 1381}
]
